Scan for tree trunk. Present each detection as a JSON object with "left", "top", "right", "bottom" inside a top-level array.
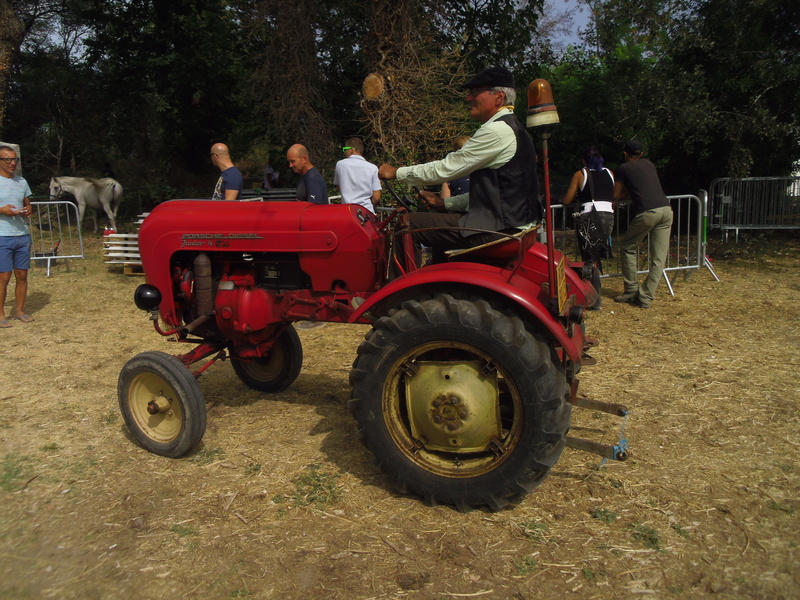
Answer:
[{"left": 0, "top": 0, "right": 24, "bottom": 136}]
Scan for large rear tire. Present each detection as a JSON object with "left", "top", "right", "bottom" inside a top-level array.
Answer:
[
  {"left": 118, "top": 351, "right": 207, "bottom": 458},
  {"left": 231, "top": 325, "right": 303, "bottom": 392},
  {"left": 348, "top": 294, "right": 571, "bottom": 511}
]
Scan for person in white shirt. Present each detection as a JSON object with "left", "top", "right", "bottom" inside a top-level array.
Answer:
[{"left": 333, "top": 137, "right": 381, "bottom": 214}]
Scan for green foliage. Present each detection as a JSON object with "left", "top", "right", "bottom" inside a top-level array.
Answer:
[
  {"left": 189, "top": 447, "right": 225, "bottom": 465},
  {"left": 671, "top": 522, "right": 691, "bottom": 538},
  {"left": 512, "top": 555, "right": 538, "bottom": 575},
  {"left": 1, "top": 454, "right": 28, "bottom": 492},
  {"left": 80, "top": 0, "right": 244, "bottom": 164},
  {"left": 631, "top": 524, "right": 662, "bottom": 549},
  {"left": 102, "top": 410, "right": 119, "bottom": 426},
  {"left": 583, "top": 566, "right": 606, "bottom": 580},
  {"left": 274, "top": 464, "right": 342, "bottom": 508},
  {"left": 517, "top": 519, "right": 550, "bottom": 543},
  {"left": 170, "top": 523, "right": 198, "bottom": 537},
  {"left": 591, "top": 507, "right": 618, "bottom": 523},
  {"left": 290, "top": 464, "right": 342, "bottom": 507},
  {"left": 244, "top": 463, "right": 262, "bottom": 477},
  {"left": 539, "top": 0, "right": 800, "bottom": 195},
  {"left": 768, "top": 501, "right": 794, "bottom": 515},
  {"left": 432, "top": 0, "right": 549, "bottom": 73},
  {"left": 658, "top": 0, "right": 800, "bottom": 184},
  {"left": 2, "top": 0, "right": 798, "bottom": 196}
]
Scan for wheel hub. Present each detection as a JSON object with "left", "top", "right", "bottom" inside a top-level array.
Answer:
[
  {"left": 147, "top": 395, "right": 171, "bottom": 414},
  {"left": 405, "top": 361, "right": 501, "bottom": 453},
  {"left": 430, "top": 394, "right": 469, "bottom": 430}
]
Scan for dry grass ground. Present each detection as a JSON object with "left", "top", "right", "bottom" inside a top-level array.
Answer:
[{"left": 1, "top": 232, "right": 798, "bottom": 600}]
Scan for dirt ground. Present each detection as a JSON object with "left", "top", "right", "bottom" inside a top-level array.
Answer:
[{"left": 1, "top": 233, "right": 798, "bottom": 600}]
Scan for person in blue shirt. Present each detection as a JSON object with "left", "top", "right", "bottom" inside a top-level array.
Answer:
[
  {"left": 287, "top": 144, "right": 329, "bottom": 204},
  {"left": 0, "top": 145, "right": 33, "bottom": 327},
  {"left": 210, "top": 143, "right": 243, "bottom": 200}
]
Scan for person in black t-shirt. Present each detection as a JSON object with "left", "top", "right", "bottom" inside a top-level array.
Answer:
[
  {"left": 612, "top": 141, "right": 673, "bottom": 309},
  {"left": 287, "top": 144, "right": 329, "bottom": 205}
]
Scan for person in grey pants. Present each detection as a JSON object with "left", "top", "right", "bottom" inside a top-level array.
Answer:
[{"left": 612, "top": 141, "right": 673, "bottom": 309}]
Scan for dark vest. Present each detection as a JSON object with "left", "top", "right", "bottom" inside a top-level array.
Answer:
[
  {"left": 460, "top": 114, "right": 541, "bottom": 236},
  {"left": 577, "top": 168, "right": 614, "bottom": 207}
]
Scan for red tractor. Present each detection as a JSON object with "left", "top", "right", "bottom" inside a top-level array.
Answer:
[{"left": 118, "top": 84, "right": 628, "bottom": 511}]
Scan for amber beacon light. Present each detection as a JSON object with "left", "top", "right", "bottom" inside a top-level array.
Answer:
[
  {"left": 527, "top": 79, "right": 560, "bottom": 129},
  {"left": 526, "top": 78, "right": 559, "bottom": 301}
]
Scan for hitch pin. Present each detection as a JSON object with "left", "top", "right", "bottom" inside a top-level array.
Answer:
[{"left": 566, "top": 436, "right": 629, "bottom": 461}]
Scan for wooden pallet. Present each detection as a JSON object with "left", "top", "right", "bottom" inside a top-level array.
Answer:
[
  {"left": 103, "top": 232, "right": 141, "bottom": 266},
  {"left": 123, "top": 264, "right": 144, "bottom": 275}
]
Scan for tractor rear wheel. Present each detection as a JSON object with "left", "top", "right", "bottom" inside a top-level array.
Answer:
[
  {"left": 348, "top": 294, "right": 571, "bottom": 511},
  {"left": 118, "top": 351, "right": 206, "bottom": 458},
  {"left": 231, "top": 325, "right": 303, "bottom": 392}
]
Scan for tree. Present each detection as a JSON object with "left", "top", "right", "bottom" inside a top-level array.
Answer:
[
  {"left": 359, "top": 0, "right": 470, "bottom": 167},
  {"left": 234, "top": 0, "right": 338, "bottom": 179},
  {"left": 0, "top": 0, "right": 70, "bottom": 135},
  {"left": 547, "top": 0, "right": 800, "bottom": 193},
  {"left": 80, "top": 0, "right": 243, "bottom": 173},
  {"left": 431, "top": 0, "right": 549, "bottom": 73},
  {"left": 0, "top": 0, "right": 24, "bottom": 133},
  {"left": 661, "top": 0, "right": 800, "bottom": 182}
]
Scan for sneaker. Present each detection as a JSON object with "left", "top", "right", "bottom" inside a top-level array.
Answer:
[{"left": 614, "top": 290, "right": 639, "bottom": 303}]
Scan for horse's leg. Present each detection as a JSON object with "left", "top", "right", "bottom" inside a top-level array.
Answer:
[
  {"left": 102, "top": 199, "right": 116, "bottom": 232},
  {"left": 92, "top": 208, "right": 99, "bottom": 234},
  {"left": 78, "top": 201, "right": 86, "bottom": 234}
]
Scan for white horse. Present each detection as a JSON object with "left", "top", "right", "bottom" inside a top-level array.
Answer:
[{"left": 49, "top": 176, "right": 123, "bottom": 233}]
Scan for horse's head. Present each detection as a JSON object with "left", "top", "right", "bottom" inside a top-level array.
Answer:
[{"left": 49, "top": 178, "right": 63, "bottom": 200}]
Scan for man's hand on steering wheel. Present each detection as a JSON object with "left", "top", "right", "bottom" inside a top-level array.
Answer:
[{"left": 418, "top": 190, "right": 446, "bottom": 212}]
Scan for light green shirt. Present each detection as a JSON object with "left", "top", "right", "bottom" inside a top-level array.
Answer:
[
  {"left": 444, "top": 194, "right": 469, "bottom": 213},
  {"left": 396, "top": 107, "right": 518, "bottom": 192}
]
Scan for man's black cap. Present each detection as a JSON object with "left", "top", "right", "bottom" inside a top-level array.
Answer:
[
  {"left": 624, "top": 140, "right": 644, "bottom": 155},
  {"left": 461, "top": 67, "right": 515, "bottom": 90}
]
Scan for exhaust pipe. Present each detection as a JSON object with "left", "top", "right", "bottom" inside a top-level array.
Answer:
[{"left": 193, "top": 253, "right": 213, "bottom": 316}]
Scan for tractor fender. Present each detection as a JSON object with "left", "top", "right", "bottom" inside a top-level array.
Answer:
[{"left": 349, "top": 261, "right": 583, "bottom": 362}]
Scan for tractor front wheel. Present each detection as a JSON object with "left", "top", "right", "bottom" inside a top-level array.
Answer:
[{"left": 118, "top": 351, "right": 206, "bottom": 458}]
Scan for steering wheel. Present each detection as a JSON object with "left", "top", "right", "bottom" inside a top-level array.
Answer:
[{"left": 383, "top": 181, "right": 427, "bottom": 212}]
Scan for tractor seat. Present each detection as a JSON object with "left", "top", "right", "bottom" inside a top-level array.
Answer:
[{"left": 445, "top": 223, "right": 540, "bottom": 260}]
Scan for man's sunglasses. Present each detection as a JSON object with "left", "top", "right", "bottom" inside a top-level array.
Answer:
[
  {"left": 0, "top": 158, "right": 19, "bottom": 164},
  {"left": 342, "top": 146, "right": 353, "bottom": 152}
]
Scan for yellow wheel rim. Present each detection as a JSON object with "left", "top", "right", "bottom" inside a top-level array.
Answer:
[
  {"left": 383, "top": 341, "right": 523, "bottom": 479},
  {"left": 127, "top": 372, "right": 184, "bottom": 443}
]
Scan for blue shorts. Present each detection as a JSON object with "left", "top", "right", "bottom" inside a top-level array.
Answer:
[{"left": 0, "top": 235, "right": 31, "bottom": 272}]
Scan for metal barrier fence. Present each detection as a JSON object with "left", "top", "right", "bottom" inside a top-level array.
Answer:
[
  {"left": 549, "top": 193, "right": 719, "bottom": 295},
  {"left": 708, "top": 176, "right": 800, "bottom": 241},
  {"left": 28, "top": 200, "right": 85, "bottom": 276}
]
